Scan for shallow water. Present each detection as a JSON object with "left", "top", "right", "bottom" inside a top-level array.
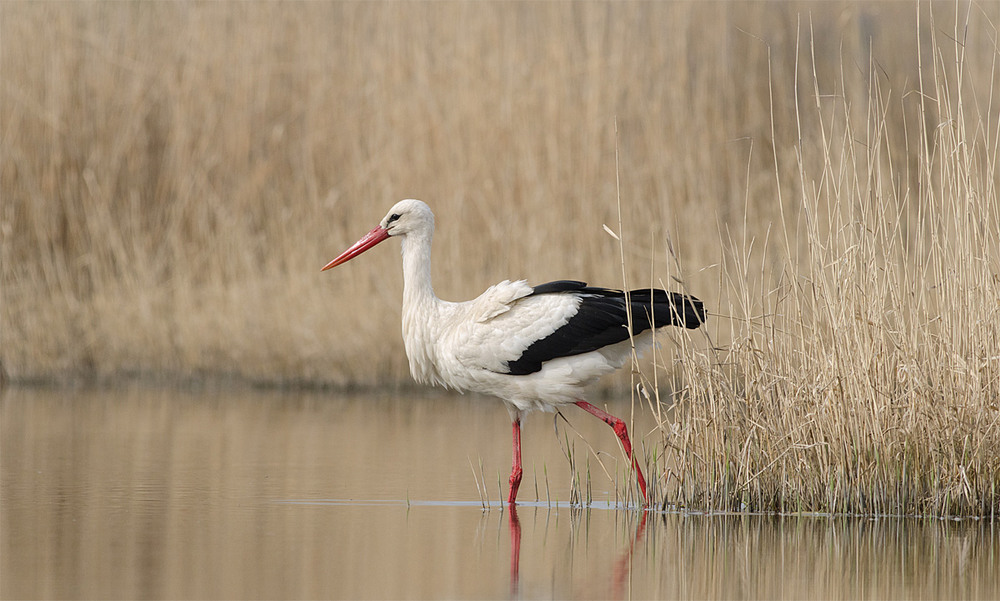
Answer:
[{"left": 2, "top": 386, "right": 996, "bottom": 599}]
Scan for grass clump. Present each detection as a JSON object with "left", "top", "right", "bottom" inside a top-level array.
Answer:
[{"left": 639, "top": 9, "right": 999, "bottom": 517}]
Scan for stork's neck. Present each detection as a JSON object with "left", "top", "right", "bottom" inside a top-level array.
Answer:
[
  {"left": 399, "top": 229, "right": 443, "bottom": 387},
  {"left": 400, "top": 230, "right": 437, "bottom": 308}
]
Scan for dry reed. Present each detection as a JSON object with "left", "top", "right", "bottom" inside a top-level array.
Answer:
[
  {"left": 628, "top": 7, "right": 1000, "bottom": 516},
  {"left": 2, "top": 2, "right": 998, "bottom": 515}
]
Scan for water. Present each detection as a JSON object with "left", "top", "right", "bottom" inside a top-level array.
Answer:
[{"left": 2, "top": 386, "right": 996, "bottom": 599}]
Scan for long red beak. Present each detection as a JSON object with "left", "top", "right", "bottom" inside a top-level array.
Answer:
[{"left": 322, "top": 226, "right": 390, "bottom": 271}]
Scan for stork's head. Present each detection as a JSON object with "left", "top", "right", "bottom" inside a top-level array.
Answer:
[
  {"left": 322, "top": 199, "right": 433, "bottom": 270},
  {"left": 379, "top": 199, "right": 434, "bottom": 238}
]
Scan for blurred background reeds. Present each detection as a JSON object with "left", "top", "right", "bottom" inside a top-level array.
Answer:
[{"left": 2, "top": 1, "right": 998, "bottom": 515}]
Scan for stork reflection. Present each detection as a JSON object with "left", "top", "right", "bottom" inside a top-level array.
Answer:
[
  {"left": 508, "top": 505, "right": 521, "bottom": 598},
  {"left": 505, "top": 505, "right": 648, "bottom": 599}
]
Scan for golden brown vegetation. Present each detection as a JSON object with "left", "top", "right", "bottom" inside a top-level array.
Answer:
[{"left": 2, "top": 2, "right": 998, "bottom": 515}]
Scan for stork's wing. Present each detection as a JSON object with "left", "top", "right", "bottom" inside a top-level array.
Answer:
[
  {"left": 505, "top": 282, "right": 705, "bottom": 375},
  {"left": 461, "top": 279, "right": 534, "bottom": 323},
  {"left": 447, "top": 281, "right": 581, "bottom": 375},
  {"left": 449, "top": 280, "right": 706, "bottom": 376}
]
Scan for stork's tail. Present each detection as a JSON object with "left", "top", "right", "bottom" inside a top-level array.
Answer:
[{"left": 628, "top": 289, "right": 706, "bottom": 330}]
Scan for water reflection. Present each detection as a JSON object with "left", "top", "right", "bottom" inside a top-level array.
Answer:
[
  {"left": 509, "top": 505, "right": 521, "bottom": 597},
  {"left": 2, "top": 386, "right": 997, "bottom": 599},
  {"left": 503, "top": 504, "right": 650, "bottom": 600}
]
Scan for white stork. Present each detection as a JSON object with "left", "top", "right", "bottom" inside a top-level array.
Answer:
[{"left": 322, "top": 199, "right": 705, "bottom": 505}]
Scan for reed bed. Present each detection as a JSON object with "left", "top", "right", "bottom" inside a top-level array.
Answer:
[
  {"left": 2, "top": 2, "right": 997, "bottom": 515},
  {"left": 631, "top": 7, "right": 1000, "bottom": 517}
]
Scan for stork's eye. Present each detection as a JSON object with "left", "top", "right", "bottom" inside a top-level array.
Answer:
[{"left": 387, "top": 213, "right": 401, "bottom": 224}]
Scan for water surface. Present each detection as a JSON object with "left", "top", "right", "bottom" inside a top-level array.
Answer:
[{"left": 2, "top": 386, "right": 996, "bottom": 599}]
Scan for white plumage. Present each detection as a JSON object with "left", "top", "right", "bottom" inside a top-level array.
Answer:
[{"left": 323, "top": 199, "right": 705, "bottom": 505}]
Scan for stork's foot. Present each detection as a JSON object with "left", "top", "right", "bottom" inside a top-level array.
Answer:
[
  {"left": 508, "top": 467, "right": 522, "bottom": 505},
  {"left": 508, "top": 417, "right": 523, "bottom": 505},
  {"left": 574, "top": 400, "right": 649, "bottom": 504}
]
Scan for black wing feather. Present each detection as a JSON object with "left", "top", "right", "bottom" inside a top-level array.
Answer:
[{"left": 505, "top": 281, "right": 706, "bottom": 376}]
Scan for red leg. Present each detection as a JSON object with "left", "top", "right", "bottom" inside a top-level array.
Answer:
[
  {"left": 574, "top": 400, "right": 648, "bottom": 504},
  {"left": 508, "top": 416, "right": 523, "bottom": 505}
]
